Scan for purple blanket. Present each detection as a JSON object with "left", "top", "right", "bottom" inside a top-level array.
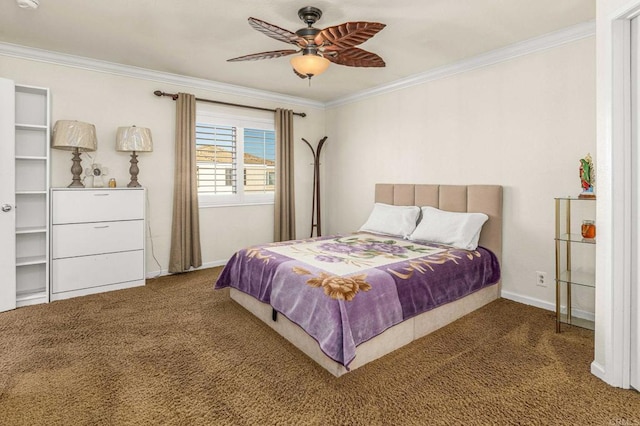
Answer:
[{"left": 215, "top": 233, "right": 500, "bottom": 368}]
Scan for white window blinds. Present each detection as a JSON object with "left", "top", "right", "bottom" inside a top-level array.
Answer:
[
  {"left": 195, "top": 110, "right": 275, "bottom": 207},
  {"left": 196, "top": 124, "right": 236, "bottom": 194}
]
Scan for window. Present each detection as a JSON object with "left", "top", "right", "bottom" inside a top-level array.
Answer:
[
  {"left": 244, "top": 128, "right": 275, "bottom": 194},
  {"left": 196, "top": 124, "right": 236, "bottom": 195},
  {"left": 196, "top": 110, "right": 275, "bottom": 206}
]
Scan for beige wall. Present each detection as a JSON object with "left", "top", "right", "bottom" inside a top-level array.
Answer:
[
  {"left": 0, "top": 56, "right": 326, "bottom": 275},
  {"left": 0, "top": 32, "right": 598, "bottom": 349},
  {"left": 324, "top": 37, "right": 596, "bottom": 311}
]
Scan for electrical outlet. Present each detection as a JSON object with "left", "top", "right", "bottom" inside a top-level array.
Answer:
[{"left": 536, "top": 271, "right": 547, "bottom": 287}]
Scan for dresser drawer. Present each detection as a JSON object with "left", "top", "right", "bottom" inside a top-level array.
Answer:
[
  {"left": 52, "top": 189, "right": 144, "bottom": 224},
  {"left": 52, "top": 220, "right": 144, "bottom": 259},
  {"left": 51, "top": 250, "right": 144, "bottom": 293}
]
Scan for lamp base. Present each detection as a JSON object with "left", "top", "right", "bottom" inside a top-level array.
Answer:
[
  {"left": 127, "top": 151, "right": 141, "bottom": 187},
  {"left": 68, "top": 148, "right": 85, "bottom": 188}
]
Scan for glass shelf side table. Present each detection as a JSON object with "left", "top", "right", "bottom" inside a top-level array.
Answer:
[{"left": 555, "top": 197, "right": 596, "bottom": 333}]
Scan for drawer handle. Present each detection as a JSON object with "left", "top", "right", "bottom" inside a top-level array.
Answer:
[
  {"left": 94, "top": 225, "right": 110, "bottom": 229},
  {"left": 94, "top": 193, "right": 110, "bottom": 196}
]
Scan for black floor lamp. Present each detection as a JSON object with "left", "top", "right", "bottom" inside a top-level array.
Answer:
[{"left": 301, "top": 136, "right": 327, "bottom": 237}]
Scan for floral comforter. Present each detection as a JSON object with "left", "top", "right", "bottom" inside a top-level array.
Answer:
[{"left": 215, "top": 232, "right": 500, "bottom": 368}]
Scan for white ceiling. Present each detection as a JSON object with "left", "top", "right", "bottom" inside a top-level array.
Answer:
[{"left": 0, "top": 0, "right": 595, "bottom": 103}]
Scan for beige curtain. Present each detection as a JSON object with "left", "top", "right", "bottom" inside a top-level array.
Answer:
[
  {"left": 169, "top": 93, "right": 202, "bottom": 273},
  {"left": 274, "top": 108, "right": 296, "bottom": 242}
]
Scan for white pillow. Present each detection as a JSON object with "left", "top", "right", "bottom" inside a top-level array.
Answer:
[
  {"left": 409, "top": 206, "right": 489, "bottom": 250},
  {"left": 359, "top": 203, "right": 421, "bottom": 239}
]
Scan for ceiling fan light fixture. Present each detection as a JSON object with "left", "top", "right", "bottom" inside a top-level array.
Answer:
[{"left": 290, "top": 54, "right": 330, "bottom": 78}]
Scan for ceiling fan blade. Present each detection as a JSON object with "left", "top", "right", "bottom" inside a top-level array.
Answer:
[
  {"left": 325, "top": 48, "right": 385, "bottom": 67},
  {"left": 248, "top": 17, "right": 306, "bottom": 47},
  {"left": 227, "top": 49, "right": 299, "bottom": 62},
  {"left": 315, "top": 22, "right": 385, "bottom": 50}
]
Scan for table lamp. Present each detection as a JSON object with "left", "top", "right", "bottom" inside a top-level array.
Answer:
[
  {"left": 51, "top": 120, "right": 98, "bottom": 188},
  {"left": 116, "top": 126, "right": 153, "bottom": 187}
]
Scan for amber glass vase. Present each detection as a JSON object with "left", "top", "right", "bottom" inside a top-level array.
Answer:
[{"left": 581, "top": 220, "right": 596, "bottom": 239}]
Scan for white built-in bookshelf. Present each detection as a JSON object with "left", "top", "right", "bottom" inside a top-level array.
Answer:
[{"left": 14, "top": 85, "right": 50, "bottom": 307}]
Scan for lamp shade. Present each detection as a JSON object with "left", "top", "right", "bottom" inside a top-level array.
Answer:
[
  {"left": 116, "top": 126, "right": 153, "bottom": 152},
  {"left": 51, "top": 120, "right": 97, "bottom": 152},
  {"left": 290, "top": 54, "right": 330, "bottom": 77}
]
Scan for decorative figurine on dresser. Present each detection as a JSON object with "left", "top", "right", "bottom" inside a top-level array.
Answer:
[{"left": 84, "top": 163, "right": 109, "bottom": 188}]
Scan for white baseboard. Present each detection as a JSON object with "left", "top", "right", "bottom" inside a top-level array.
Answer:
[
  {"left": 590, "top": 361, "right": 607, "bottom": 382},
  {"left": 501, "top": 290, "right": 595, "bottom": 322},
  {"left": 145, "top": 259, "right": 227, "bottom": 279}
]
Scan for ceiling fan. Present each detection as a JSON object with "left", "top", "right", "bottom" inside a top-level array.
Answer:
[{"left": 227, "top": 6, "right": 386, "bottom": 81}]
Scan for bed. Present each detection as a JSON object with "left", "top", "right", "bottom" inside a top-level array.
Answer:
[{"left": 215, "top": 184, "right": 503, "bottom": 377}]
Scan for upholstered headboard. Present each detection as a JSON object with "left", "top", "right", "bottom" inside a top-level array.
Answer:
[{"left": 375, "top": 184, "right": 503, "bottom": 265}]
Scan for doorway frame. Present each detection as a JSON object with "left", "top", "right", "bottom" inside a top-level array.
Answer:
[{"left": 596, "top": 0, "right": 640, "bottom": 389}]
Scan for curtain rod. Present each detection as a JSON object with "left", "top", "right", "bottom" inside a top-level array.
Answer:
[{"left": 153, "top": 91, "right": 306, "bottom": 118}]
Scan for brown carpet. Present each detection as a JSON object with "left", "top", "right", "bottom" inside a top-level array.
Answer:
[{"left": 0, "top": 267, "right": 638, "bottom": 425}]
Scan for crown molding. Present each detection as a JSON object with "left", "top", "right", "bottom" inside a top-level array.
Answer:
[
  {"left": 325, "top": 20, "right": 596, "bottom": 108},
  {"left": 0, "top": 42, "right": 325, "bottom": 109},
  {"left": 0, "top": 20, "right": 595, "bottom": 110}
]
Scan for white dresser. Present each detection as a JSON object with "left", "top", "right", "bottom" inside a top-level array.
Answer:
[{"left": 50, "top": 188, "right": 145, "bottom": 301}]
